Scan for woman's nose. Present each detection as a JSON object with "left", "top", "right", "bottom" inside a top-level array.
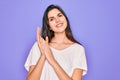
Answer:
[{"left": 55, "top": 17, "right": 60, "bottom": 23}]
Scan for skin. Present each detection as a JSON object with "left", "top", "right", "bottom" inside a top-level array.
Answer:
[{"left": 27, "top": 9, "right": 83, "bottom": 80}]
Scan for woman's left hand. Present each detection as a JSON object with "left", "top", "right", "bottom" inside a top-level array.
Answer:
[{"left": 37, "top": 27, "right": 55, "bottom": 64}]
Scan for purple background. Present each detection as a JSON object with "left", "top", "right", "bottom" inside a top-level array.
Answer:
[{"left": 0, "top": 0, "right": 120, "bottom": 80}]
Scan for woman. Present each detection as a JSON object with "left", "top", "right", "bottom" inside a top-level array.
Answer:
[{"left": 25, "top": 4, "right": 87, "bottom": 80}]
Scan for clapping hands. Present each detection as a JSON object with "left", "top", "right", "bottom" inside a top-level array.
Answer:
[{"left": 37, "top": 27, "right": 55, "bottom": 65}]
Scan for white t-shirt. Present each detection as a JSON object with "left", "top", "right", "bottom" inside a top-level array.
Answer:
[{"left": 24, "top": 42, "right": 87, "bottom": 80}]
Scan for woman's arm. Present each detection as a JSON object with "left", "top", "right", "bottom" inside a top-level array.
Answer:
[
  {"left": 27, "top": 27, "right": 46, "bottom": 80},
  {"left": 71, "top": 68, "right": 83, "bottom": 80},
  {"left": 27, "top": 55, "right": 45, "bottom": 80}
]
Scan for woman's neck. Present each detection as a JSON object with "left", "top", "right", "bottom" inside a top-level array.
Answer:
[{"left": 51, "top": 32, "right": 69, "bottom": 44}]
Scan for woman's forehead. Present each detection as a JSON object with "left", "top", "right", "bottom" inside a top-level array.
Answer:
[{"left": 48, "top": 9, "right": 62, "bottom": 17}]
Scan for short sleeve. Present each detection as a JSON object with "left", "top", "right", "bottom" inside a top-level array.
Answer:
[
  {"left": 71, "top": 45, "right": 87, "bottom": 76},
  {"left": 24, "top": 42, "right": 41, "bottom": 71}
]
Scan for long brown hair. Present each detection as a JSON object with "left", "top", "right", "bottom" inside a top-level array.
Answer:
[{"left": 41, "top": 4, "right": 81, "bottom": 44}]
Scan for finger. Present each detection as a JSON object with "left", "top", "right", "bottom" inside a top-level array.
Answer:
[
  {"left": 37, "top": 27, "right": 40, "bottom": 42},
  {"left": 38, "top": 43, "right": 44, "bottom": 55},
  {"left": 45, "top": 36, "right": 49, "bottom": 43},
  {"left": 37, "top": 27, "right": 43, "bottom": 43},
  {"left": 37, "top": 28, "right": 40, "bottom": 49}
]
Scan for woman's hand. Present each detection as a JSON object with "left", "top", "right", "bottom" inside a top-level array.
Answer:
[
  {"left": 37, "top": 27, "right": 55, "bottom": 65},
  {"left": 37, "top": 27, "right": 46, "bottom": 57}
]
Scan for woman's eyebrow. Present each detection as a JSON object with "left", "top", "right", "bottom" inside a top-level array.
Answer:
[
  {"left": 48, "top": 16, "right": 54, "bottom": 19},
  {"left": 48, "top": 12, "right": 62, "bottom": 19},
  {"left": 57, "top": 12, "right": 62, "bottom": 16}
]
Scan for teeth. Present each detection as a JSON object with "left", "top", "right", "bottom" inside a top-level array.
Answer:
[{"left": 56, "top": 23, "right": 62, "bottom": 27}]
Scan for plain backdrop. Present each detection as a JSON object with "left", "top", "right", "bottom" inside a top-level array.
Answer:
[{"left": 0, "top": 0, "right": 120, "bottom": 80}]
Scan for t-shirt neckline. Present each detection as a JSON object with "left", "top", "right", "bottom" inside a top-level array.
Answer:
[{"left": 50, "top": 43, "right": 77, "bottom": 52}]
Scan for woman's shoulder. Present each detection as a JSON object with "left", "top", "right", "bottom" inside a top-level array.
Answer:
[
  {"left": 33, "top": 41, "right": 38, "bottom": 45},
  {"left": 73, "top": 43, "right": 84, "bottom": 50},
  {"left": 30, "top": 41, "right": 39, "bottom": 49}
]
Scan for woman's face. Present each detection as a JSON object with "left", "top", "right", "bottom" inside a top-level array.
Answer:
[{"left": 48, "top": 8, "right": 67, "bottom": 33}]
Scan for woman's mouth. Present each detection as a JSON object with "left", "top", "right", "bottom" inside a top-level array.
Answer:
[{"left": 56, "top": 23, "right": 63, "bottom": 28}]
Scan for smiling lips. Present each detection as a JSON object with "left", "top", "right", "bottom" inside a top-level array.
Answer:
[{"left": 56, "top": 23, "right": 63, "bottom": 28}]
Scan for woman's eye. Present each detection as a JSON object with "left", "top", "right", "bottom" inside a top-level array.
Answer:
[
  {"left": 49, "top": 18, "right": 54, "bottom": 21},
  {"left": 59, "top": 14, "right": 62, "bottom": 17}
]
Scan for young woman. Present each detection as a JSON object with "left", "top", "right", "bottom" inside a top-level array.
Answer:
[{"left": 25, "top": 4, "right": 87, "bottom": 80}]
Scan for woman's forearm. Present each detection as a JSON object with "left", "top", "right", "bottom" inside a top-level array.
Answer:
[
  {"left": 27, "top": 55, "right": 46, "bottom": 80},
  {"left": 50, "top": 59, "right": 72, "bottom": 80}
]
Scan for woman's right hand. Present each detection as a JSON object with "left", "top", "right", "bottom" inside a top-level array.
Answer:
[{"left": 37, "top": 26, "right": 46, "bottom": 57}]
